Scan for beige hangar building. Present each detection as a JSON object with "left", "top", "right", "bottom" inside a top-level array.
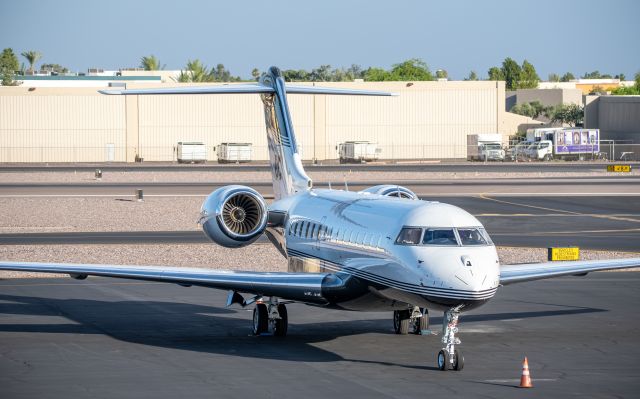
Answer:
[{"left": 0, "top": 78, "right": 533, "bottom": 163}]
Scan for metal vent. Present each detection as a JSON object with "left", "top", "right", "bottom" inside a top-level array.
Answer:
[{"left": 222, "top": 193, "right": 263, "bottom": 235}]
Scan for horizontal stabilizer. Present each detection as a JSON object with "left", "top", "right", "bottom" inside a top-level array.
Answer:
[
  {"left": 99, "top": 84, "right": 274, "bottom": 96},
  {"left": 285, "top": 85, "right": 397, "bottom": 96},
  {"left": 99, "top": 84, "right": 395, "bottom": 96}
]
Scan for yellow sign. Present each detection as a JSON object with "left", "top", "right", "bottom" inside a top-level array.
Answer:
[
  {"left": 548, "top": 247, "right": 580, "bottom": 261},
  {"left": 606, "top": 165, "right": 632, "bottom": 172}
]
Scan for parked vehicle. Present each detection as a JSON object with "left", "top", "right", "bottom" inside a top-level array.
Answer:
[
  {"left": 506, "top": 140, "right": 533, "bottom": 161},
  {"left": 177, "top": 142, "right": 207, "bottom": 163},
  {"left": 525, "top": 128, "right": 600, "bottom": 161},
  {"left": 338, "top": 141, "right": 380, "bottom": 163},
  {"left": 216, "top": 143, "right": 252, "bottom": 163},
  {"left": 467, "top": 134, "right": 505, "bottom": 161}
]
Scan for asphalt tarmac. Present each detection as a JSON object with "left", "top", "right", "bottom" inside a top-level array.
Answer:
[
  {"left": 2, "top": 195, "right": 638, "bottom": 251},
  {"left": 1, "top": 273, "right": 638, "bottom": 398},
  {"left": 1, "top": 177, "right": 639, "bottom": 197}
]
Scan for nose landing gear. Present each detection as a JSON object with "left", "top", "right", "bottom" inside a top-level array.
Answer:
[{"left": 438, "top": 307, "right": 464, "bottom": 371}]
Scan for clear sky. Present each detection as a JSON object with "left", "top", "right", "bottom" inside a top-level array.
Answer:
[{"left": 2, "top": 0, "right": 639, "bottom": 80}]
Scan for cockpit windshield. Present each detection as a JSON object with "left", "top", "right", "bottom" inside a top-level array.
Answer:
[
  {"left": 422, "top": 229, "right": 457, "bottom": 245},
  {"left": 395, "top": 227, "right": 493, "bottom": 246}
]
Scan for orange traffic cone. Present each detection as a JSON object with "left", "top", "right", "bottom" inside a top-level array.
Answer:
[{"left": 519, "top": 357, "right": 533, "bottom": 388}]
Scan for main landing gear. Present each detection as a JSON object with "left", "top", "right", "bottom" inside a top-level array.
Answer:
[
  {"left": 252, "top": 299, "right": 288, "bottom": 337},
  {"left": 393, "top": 306, "right": 429, "bottom": 335},
  {"left": 437, "top": 307, "right": 464, "bottom": 371}
]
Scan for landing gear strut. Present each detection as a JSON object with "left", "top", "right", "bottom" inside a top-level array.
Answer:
[
  {"left": 252, "top": 298, "right": 288, "bottom": 337},
  {"left": 393, "top": 306, "right": 429, "bottom": 335},
  {"left": 438, "top": 307, "right": 464, "bottom": 371}
]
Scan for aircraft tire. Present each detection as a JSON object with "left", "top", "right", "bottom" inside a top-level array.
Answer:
[
  {"left": 252, "top": 303, "right": 268, "bottom": 335},
  {"left": 273, "top": 304, "right": 288, "bottom": 337},
  {"left": 393, "top": 310, "right": 410, "bottom": 335},
  {"left": 437, "top": 349, "right": 450, "bottom": 371},
  {"left": 453, "top": 349, "right": 464, "bottom": 371},
  {"left": 414, "top": 308, "right": 429, "bottom": 334}
]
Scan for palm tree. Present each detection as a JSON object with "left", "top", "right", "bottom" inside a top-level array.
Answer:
[
  {"left": 139, "top": 55, "right": 164, "bottom": 71},
  {"left": 176, "top": 59, "right": 214, "bottom": 82},
  {"left": 21, "top": 51, "right": 42, "bottom": 74}
]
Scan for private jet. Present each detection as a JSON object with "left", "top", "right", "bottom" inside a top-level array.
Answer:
[{"left": 2, "top": 66, "right": 639, "bottom": 371}]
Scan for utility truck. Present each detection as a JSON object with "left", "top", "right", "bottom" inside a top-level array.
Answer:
[
  {"left": 467, "top": 134, "right": 505, "bottom": 161},
  {"left": 525, "top": 128, "right": 600, "bottom": 161}
]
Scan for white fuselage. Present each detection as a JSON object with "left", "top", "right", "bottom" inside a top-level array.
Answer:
[{"left": 268, "top": 189, "right": 501, "bottom": 312}]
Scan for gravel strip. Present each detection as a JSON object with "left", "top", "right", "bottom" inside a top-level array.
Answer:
[
  {"left": 0, "top": 244, "right": 636, "bottom": 278},
  {"left": 0, "top": 168, "right": 636, "bottom": 184},
  {"left": 0, "top": 197, "right": 204, "bottom": 233}
]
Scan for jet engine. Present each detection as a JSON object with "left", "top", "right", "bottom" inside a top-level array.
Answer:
[
  {"left": 199, "top": 185, "right": 268, "bottom": 248},
  {"left": 360, "top": 184, "right": 418, "bottom": 200}
]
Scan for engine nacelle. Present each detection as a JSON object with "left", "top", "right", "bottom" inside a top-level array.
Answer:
[
  {"left": 199, "top": 185, "right": 268, "bottom": 248},
  {"left": 360, "top": 184, "right": 418, "bottom": 200}
]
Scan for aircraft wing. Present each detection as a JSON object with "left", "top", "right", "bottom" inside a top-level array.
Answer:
[
  {"left": 0, "top": 261, "right": 331, "bottom": 304},
  {"left": 500, "top": 258, "right": 640, "bottom": 285}
]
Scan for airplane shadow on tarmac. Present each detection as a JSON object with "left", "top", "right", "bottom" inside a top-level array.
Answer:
[{"left": 0, "top": 293, "right": 606, "bottom": 371}]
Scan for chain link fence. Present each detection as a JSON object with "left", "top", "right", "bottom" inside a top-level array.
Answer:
[{"left": 0, "top": 143, "right": 638, "bottom": 163}]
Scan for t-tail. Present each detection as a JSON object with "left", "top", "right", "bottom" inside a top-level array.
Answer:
[{"left": 99, "top": 66, "right": 395, "bottom": 200}]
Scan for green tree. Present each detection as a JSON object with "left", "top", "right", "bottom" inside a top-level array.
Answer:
[
  {"left": 487, "top": 66, "right": 504, "bottom": 81},
  {"left": 435, "top": 69, "right": 448, "bottom": 79},
  {"left": 610, "top": 72, "right": 640, "bottom": 95},
  {"left": 176, "top": 59, "right": 215, "bottom": 82},
  {"left": 548, "top": 73, "right": 560, "bottom": 82},
  {"left": 282, "top": 69, "right": 310, "bottom": 81},
  {"left": 547, "top": 103, "right": 584, "bottom": 126},
  {"left": 615, "top": 73, "right": 626, "bottom": 81},
  {"left": 518, "top": 60, "right": 539, "bottom": 89},
  {"left": 364, "top": 67, "right": 390, "bottom": 81},
  {"left": 389, "top": 59, "right": 433, "bottom": 81},
  {"left": 40, "top": 63, "right": 69, "bottom": 74},
  {"left": 347, "top": 64, "right": 364, "bottom": 79},
  {"left": 465, "top": 71, "right": 478, "bottom": 81},
  {"left": 21, "top": 50, "right": 42, "bottom": 74},
  {"left": 501, "top": 57, "right": 521, "bottom": 90},
  {"left": 139, "top": 55, "right": 164, "bottom": 71},
  {"left": 510, "top": 100, "right": 547, "bottom": 119},
  {"left": 560, "top": 72, "right": 575, "bottom": 82},
  {"left": 1, "top": 48, "right": 20, "bottom": 73},
  {"left": 1, "top": 48, "right": 20, "bottom": 85},
  {"left": 582, "top": 70, "right": 612, "bottom": 79},
  {"left": 309, "top": 65, "right": 332, "bottom": 81},
  {"left": 251, "top": 68, "right": 261, "bottom": 81}
]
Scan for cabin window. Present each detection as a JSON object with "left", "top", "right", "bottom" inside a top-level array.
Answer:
[
  {"left": 423, "top": 228, "right": 458, "bottom": 246},
  {"left": 458, "top": 228, "right": 487, "bottom": 246},
  {"left": 303, "top": 222, "right": 310, "bottom": 238},
  {"left": 395, "top": 227, "right": 422, "bottom": 245},
  {"left": 313, "top": 224, "right": 320, "bottom": 239}
]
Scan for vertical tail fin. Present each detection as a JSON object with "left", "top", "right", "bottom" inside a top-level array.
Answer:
[{"left": 259, "top": 67, "right": 312, "bottom": 200}]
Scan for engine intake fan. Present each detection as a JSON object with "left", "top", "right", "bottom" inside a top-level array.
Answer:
[{"left": 200, "top": 185, "right": 268, "bottom": 248}]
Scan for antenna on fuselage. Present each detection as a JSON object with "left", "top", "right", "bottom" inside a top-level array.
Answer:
[
  {"left": 328, "top": 182, "right": 332, "bottom": 190},
  {"left": 343, "top": 173, "right": 349, "bottom": 191}
]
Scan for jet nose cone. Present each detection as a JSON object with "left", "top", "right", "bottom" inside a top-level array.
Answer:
[{"left": 457, "top": 255, "right": 500, "bottom": 292}]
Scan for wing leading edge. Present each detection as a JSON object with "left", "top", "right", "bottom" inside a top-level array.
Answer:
[
  {"left": 500, "top": 257, "right": 640, "bottom": 285},
  {"left": 0, "top": 261, "right": 331, "bottom": 305},
  {"left": 98, "top": 84, "right": 396, "bottom": 96}
]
